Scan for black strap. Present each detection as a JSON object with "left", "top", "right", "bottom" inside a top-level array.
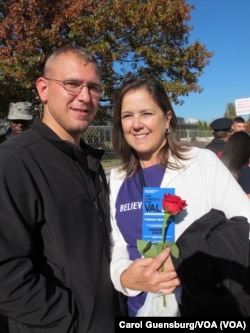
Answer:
[
  {"left": 138, "top": 166, "right": 146, "bottom": 188},
  {"left": 99, "top": 165, "right": 108, "bottom": 192}
]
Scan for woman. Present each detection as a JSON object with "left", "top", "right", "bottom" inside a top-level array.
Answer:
[
  {"left": 220, "top": 131, "right": 250, "bottom": 198},
  {"left": 109, "top": 77, "right": 250, "bottom": 317}
]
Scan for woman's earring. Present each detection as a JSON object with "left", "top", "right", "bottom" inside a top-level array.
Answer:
[{"left": 165, "top": 128, "right": 170, "bottom": 135}]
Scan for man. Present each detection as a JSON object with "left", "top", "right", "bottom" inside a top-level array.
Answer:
[
  {"left": 205, "top": 117, "right": 233, "bottom": 157},
  {"left": 0, "top": 101, "right": 33, "bottom": 332},
  {"left": 231, "top": 116, "right": 246, "bottom": 134},
  {"left": 0, "top": 101, "right": 33, "bottom": 143},
  {"left": 0, "top": 45, "right": 125, "bottom": 333}
]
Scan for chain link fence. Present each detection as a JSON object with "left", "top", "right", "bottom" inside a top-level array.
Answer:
[
  {"left": 83, "top": 126, "right": 214, "bottom": 161},
  {"left": 0, "top": 122, "right": 214, "bottom": 161}
]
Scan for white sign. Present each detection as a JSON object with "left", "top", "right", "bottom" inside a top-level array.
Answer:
[{"left": 235, "top": 98, "right": 250, "bottom": 115}]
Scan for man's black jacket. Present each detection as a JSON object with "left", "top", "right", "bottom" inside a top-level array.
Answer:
[{"left": 0, "top": 119, "right": 125, "bottom": 333}]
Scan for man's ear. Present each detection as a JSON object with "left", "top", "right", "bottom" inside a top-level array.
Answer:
[{"left": 36, "top": 77, "right": 48, "bottom": 103}]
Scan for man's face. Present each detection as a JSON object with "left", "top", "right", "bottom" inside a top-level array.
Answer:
[
  {"left": 36, "top": 52, "right": 102, "bottom": 144},
  {"left": 232, "top": 122, "right": 246, "bottom": 132},
  {"left": 9, "top": 119, "right": 31, "bottom": 135}
]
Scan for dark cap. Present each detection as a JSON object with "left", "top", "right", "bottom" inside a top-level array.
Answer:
[{"left": 210, "top": 117, "right": 233, "bottom": 131}]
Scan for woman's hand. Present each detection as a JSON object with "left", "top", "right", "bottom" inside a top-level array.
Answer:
[{"left": 120, "top": 248, "right": 181, "bottom": 295}]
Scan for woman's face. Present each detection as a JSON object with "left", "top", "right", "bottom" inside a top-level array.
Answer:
[{"left": 121, "top": 88, "right": 172, "bottom": 166}]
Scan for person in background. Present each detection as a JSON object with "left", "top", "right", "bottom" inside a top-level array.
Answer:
[
  {"left": 231, "top": 116, "right": 246, "bottom": 134},
  {"left": 0, "top": 101, "right": 33, "bottom": 143},
  {"left": 220, "top": 131, "right": 250, "bottom": 198},
  {"left": 205, "top": 117, "right": 233, "bottom": 157},
  {"left": 109, "top": 77, "right": 250, "bottom": 317},
  {"left": 0, "top": 45, "right": 125, "bottom": 333},
  {"left": 0, "top": 101, "right": 33, "bottom": 333}
]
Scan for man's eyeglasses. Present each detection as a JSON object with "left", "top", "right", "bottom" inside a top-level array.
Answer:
[{"left": 45, "top": 78, "right": 104, "bottom": 98}]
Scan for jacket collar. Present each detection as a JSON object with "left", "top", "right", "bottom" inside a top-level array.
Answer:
[{"left": 31, "top": 119, "right": 104, "bottom": 173}]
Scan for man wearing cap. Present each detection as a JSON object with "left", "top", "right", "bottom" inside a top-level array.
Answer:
[
  {"left": 0, "top": 102, "right": 33, "bottom": 143},
  {"left": 205, "top": 117, "right": 233, "bottom": 157},
  {"left": 0, "top": 101, "right": 33, "bottom": 332}
]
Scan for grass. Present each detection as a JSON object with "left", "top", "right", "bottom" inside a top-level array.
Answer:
[{"left": 101, "top": 159, "right": 121, "bottom": 168}]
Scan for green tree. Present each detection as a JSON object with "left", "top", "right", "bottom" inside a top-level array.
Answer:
[
  {"left": 0, "top": 0, "right": 213, "bottom": 122},
  {"left": 224, "top": 102, "right": 236, "bottom": 119},
  {"left": 202, "top": 121, "right": 208, "bottom": 131},
  {"left": 197, "top": 120, "right": 203, "bottom": 130}
]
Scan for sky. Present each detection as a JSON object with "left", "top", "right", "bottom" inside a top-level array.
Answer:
[{"left": 174, "top": 0, "right": 250, "bottom": 124}]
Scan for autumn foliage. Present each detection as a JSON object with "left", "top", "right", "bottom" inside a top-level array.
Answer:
[{"left": 0, "top": 0, "right": 213, "bottom": 121}]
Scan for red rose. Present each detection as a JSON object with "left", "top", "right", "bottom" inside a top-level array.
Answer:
[
  {"left": 137, "top": 192, "right": 187, "bottom": 307},
  {"left": 162, "top": 193, "right": 187, "bottom": 215}
]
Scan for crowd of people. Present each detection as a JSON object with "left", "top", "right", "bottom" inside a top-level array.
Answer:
[
  {"left": 0, "top": 44, "right": 249, "bottom": 332},
  {"left": 205, "top": 115, "right": 250, "bottom": 196}
]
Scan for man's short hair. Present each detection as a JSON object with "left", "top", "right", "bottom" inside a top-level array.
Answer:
[{"left": 233, "top": 116, "right": 245, "bottom": 123}]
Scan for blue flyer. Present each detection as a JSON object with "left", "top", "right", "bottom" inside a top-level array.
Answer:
[{"left": 142, "top": 187, "right": 175, "bottom": 243}]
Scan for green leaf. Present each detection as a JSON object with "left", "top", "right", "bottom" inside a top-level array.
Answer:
[
  {"left": 136, "top": 240, "right": 160, "bottom": 258},
  {"left": 166, "top": 242, "right": 179, "bottom": 259},
  {"left": 137, "top": 240, "right": 179, "bottom": 259}
]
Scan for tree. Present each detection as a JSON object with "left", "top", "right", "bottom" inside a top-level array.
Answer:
[
  {"left": 0, "top": 0, "right": 213, "bottom": 122},
  {"left": 203, "top": 121, "right": 208, "bottom": 131},
  {"left": 224, "top": 102, "right": 236, "bottom": 119},
  {"left": 196, "top": 120, "right": 208, "bottom": 136}
]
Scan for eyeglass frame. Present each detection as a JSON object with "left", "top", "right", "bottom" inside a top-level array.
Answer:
[{"left": 44, "top": 77, "right": 104, "bottom": 98}]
